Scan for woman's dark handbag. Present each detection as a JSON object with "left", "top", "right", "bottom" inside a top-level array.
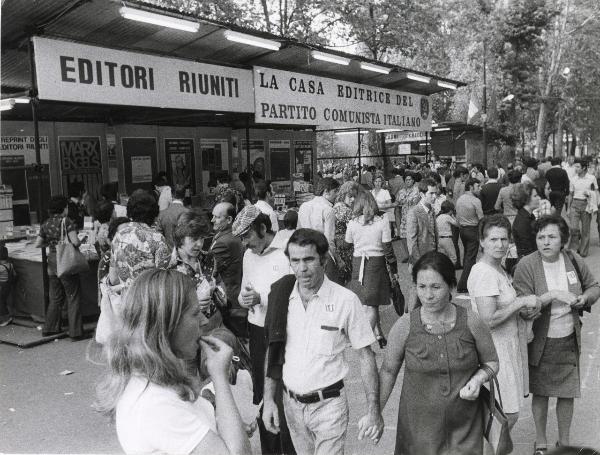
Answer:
[
  {"left": 480, "top": 365, "right": 513, "bottom": 455},
  {"left": 388, "top": 266, "right": 405, "bottom": 316}
]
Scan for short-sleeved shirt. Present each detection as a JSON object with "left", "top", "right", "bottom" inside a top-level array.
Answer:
[
  {"left": 298, "top": 196, "right": 335, "bottom": 245},
  {"left": 436, "top": 213, "right": 457, "bottom": 237},
  {"left": 371, "top": 188, "right": 394, "bottom": 221},
  {"left": 40, "top": 215, "right": 77, "bottom": 253},
  {"left": 345, "top": 215, "right": 391, "bottom": 257},
  {"left": 255, "top": 200, "right": 279, "bottom": 232},
  {"left": 116, "top": 376, "right": 216, "bottom": 455},
  {"left": 494, "top": 185, "right": 517, "bottom": 217},
  {"left": 110, "top": 222, "right": 171, "bottom": 288},
  {"left": 570, "top": 173, "right": 598, "bottom": 199},
  {"left": 282, "top": 277, "right": 376, "bottom": 393},
  {"left": 455, "top": 193, "right": 483, "bottom": 227}
]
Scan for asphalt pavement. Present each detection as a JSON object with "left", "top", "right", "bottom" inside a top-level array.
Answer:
[{"left": 2, "top": 234, "right": 600, "bottom": 454}]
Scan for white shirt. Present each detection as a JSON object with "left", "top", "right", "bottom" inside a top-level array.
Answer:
[
  {"left": 157, "top": 186, "right": 172, "bottom": 212},
  {"left": 297, "top": 195, "right": 336, "bottom": 247},
  {"left": 282, "top": 277, "right": 376, "bottom": 394},
  {"left": 255, "top": 200, "right": 279, "bottom": 232},
  {"left": 116, "top": 376, "right": 216, "bottom": 455},
  {"left": 542, "top": 256, "right": 574, "bottom": 338},
  {"left": 238, "top": 231, "right": 292, "bottom": 327},
  {"left": 345, "top": 215, "right": 391, "bottom": 257},
  {"left": 371, "top": 188, "right": 393, "bottom": 221},
  {"left": 570, "top": 173, "right": 598, "bottom": 200}
]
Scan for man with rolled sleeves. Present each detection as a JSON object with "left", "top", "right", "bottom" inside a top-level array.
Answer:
[
  {"left": 456, "top": 178, "right": 483, "bottom": 292},
  {"left": 262, "top": 229, "right": 383, "bottom": 455}
]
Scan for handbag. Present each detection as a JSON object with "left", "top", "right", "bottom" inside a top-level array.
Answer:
[
  {"left": 480, "top": 365, "right": 513, "bottom": 455},
  {"left": 95, "top": 277, "right": 123, "bottom": 345},
  {"left": 386, "top": 261, "right": 405, "bottom": 316},
  {"left": 56, "top": 218, "right": 89, "bottom": 278},
  {"left": 564, "top": 249, "right": 591, "bottom": 316}
]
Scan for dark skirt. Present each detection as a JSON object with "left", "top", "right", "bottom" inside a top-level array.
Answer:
[
  {"left": 349, "top": 256, "right": 391, "bottom": 307},
  {"left": 530, "top": 334, "right": 580, "bottom": 398}
]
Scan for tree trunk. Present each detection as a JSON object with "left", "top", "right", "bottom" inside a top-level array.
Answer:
[
  {"left": 556, "top": 108, "right": 564, "bottom": 158},
  {"left": 260, "top": 0, "right": 271, "bottom": 32}
]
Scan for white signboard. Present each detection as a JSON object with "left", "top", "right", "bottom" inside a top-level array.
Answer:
[
  {"left": 398, "top": 144, "right": 412, "bottom": 155},
  {"left": 386, "top": 131, "right": 427, "bottom": 143},
  {"left": 33, "top": 37, "right": 254, "bottom": 112},
  {"left": 131, "top": 156, "right": 152, "bottom": 183},
  {"left": 254, "top": 66, "right": 431, "bottom": 131},
  {"left": 0, "top": 136, "right": 50, "bottom": 164}
]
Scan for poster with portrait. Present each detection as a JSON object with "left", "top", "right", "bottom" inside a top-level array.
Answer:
[
  {"left": 165, "top": 139, "right": 194, "bottom": 195},
  {"left": 240, "top": 139, "right": 265, "bottom": 178}
]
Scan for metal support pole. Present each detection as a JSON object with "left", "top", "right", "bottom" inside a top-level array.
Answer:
[
  {"left": 357, "top": 129, "right": 362, "bottom": 184},
  {"left": 245, "top": 116, "right": 253, "bottom": 200},
  {"left": 28, "top": 38, "right": 50, "bottom": 317},
  {"left": 425, "top": 131, "right": 430, "bottom": 162},
  {"left": 482, "top": 39, "right": 488, "bottom": 167}
]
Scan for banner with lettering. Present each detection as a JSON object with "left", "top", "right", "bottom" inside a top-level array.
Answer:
[
  {"left": 33, "top": 37, "right": 254, "bottom": 112},
  {"left": 253, "top": 66, "right": 432, "bottom": 131}
]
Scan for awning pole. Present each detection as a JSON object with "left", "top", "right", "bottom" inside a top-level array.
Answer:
[
  {"left": 357, "top": 129, "right": 362, "bottom": 184},
  {"left": 28, "top": 38, "right": 50, "bottom": 317},
  {"left": 245, "top": 116, "right": 253, "bottom": 200}
]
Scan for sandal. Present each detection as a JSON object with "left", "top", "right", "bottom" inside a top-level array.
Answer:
[
  {"left": 533, "top": 442, "right": 548, "bottom": 455},
  {"left": 376, "top": 335, "right": 387, "bottom": 349}
]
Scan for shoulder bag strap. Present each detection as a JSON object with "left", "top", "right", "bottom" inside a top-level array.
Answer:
[{"left": 565, "top": 250, "right": 583, "bottom": 285}]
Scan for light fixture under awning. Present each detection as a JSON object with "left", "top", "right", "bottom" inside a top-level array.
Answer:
[
  {"left": 119, "top": 6, "right": 200, "bottom": 33},
  {"left": 311, "top": 51, "right": 351, "bottom": 66},
  {"left": 224, "top": 31, "right": 281, "bottom": 51}
]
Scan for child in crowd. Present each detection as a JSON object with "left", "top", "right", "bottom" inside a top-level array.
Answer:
[
  {"left": 436, "top": 200, "right": 458, "bottom": 266},
  {"left": 0, "top": 245, "right": 16, "bottom": 326}
]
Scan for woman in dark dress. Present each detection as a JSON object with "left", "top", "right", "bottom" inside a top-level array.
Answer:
[
  {"left": 378, "top": 251, "right": 499, "bottom": 455},
  {"left": 511, "top": 182, "right": 541, "bottom": 258}
]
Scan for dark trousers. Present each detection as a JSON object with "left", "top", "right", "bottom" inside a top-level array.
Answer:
[
  {"left": 249, "top": 323, "right": 296, "bottom": 455},
  {"left": 45, "top": 274, "right": 83, "bottom": 337},
  {"left": 451, "top": 224, "right": 462, "bottom": 266},
  {"left": 457, "top": 225, "right": 479, "bottom": 291},
  {"left": 0, "top": 283, "right": 11, "bottom": 317}
]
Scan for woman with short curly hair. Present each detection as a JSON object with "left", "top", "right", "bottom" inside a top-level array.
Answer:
[{"left": 108, "top": 190, "right": 171, "bottom": 290}]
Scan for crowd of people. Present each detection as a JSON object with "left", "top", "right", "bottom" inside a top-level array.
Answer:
[{"left": 14, "top": 153, "right": 600, "bottom": 455}]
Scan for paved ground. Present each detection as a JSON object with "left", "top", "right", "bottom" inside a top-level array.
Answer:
[{"left": 2, "top": 234, "right": 600, "bottom": 454}]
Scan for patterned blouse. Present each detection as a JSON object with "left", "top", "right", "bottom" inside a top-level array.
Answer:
[
  {"left": 40, "top": 215, "right": 77, "bottom": 253},
  {"left": 396, "top": 185, "right": 421, "bottom": 238},
  {"left": 333, "top": 202, "right": 354, "bottom": 281},
  {"left": 109, "top": 222, "right": 171, "bottom": 288}
]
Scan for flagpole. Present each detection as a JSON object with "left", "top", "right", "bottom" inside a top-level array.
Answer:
[{"left": 482, "top": 39, "right": 488, "bottom": 168}]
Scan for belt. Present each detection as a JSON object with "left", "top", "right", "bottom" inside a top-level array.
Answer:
[
  {"left": 573, "top": 198, "right": 587, "bottom": 201},
  {"left": 284, "top": 380, "right": 344, "bottom": 404},
  {"left": 439, "top": 235, "right": 453, "bottom": 238}
]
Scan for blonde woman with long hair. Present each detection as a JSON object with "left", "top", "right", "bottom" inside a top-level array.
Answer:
[
  {"left": 345, "top": 191, "right": 398, "bottom": 347},
  {"left": 95, "top": 269, "right": 250, "bottom": 455}
]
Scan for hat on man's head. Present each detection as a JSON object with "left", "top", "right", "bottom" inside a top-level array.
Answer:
[{"left": 232, "top": 204, "right": 261, "bottom": 237}]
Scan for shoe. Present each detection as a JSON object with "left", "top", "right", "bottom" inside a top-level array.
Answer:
[
  {"left": 376, "top": 335, "right": 387, "bottom": 349},
  {"left": 533, "top": 442, "right": 548, "bottom": 454},
  {"left": 42, "top": 331, "right": 62, "bottom": 337},
  {"left": 0, "top": 316, "right": 13, "bottom": 327}
]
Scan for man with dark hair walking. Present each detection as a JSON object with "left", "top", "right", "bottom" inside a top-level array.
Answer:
[
  {"left": 456, "top": 178, "right": 483, "bottom": 292},
  {"left": 545, "top": 156, "right": 570, "bottom": 215}
]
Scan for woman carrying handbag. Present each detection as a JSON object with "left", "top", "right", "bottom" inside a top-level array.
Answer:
[{"left": 34, "top": 196, "right": 85, "bottom": 340}]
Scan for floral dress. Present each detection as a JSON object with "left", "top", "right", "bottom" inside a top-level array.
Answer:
[
  {"left": 109, "top": 222, "right": 171, "bottom": 288},
  {"left": 333, "top": 202, "right": 354, "bottom": 283},
  {"left": 396, "top": 186, "right": 420, "bottom": 239}
]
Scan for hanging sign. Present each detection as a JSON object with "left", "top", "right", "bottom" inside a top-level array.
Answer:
[
  {"left": 33, "top": 37, "right": 254, "bottom": 112},
  {"left": 253, "top": 66, "right": 431, "bottom": 131}
]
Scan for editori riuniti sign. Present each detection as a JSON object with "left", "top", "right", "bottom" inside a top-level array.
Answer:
[
  {"left": 253, "top": 66, "right": 431, "bottom": 131},
  {"left": 32, "top": 37, "right": 254, "bottom": 113}
]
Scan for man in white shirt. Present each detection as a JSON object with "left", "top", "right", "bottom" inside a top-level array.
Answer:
[
  {"left": 567, "top": 158, "right": 598, "bottom": 257},
  {"left": 262, "top": 229, "right": 383, "bottom": 455},
  {"left": 232, "top": 205, "right": 294, "bottom": 454},
  {"left": 254, "top": 180, "right": 279, "bottom": 232},
  {"left": 562, "top": 155, "right": 576, "bottom": 180},
  {"left": 298, "top": 177, "right": 341, "bottom": 282}
]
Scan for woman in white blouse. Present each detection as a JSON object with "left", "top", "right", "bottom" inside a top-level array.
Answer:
[
  {"left": 371, "top": 175, "right": 397, "bottom": 226},
  {"left": 346, "top": 191, "right": 398, "bottom": 347},
  {"left": 95, "top": 269, "right": 250, "bottom": 455}
]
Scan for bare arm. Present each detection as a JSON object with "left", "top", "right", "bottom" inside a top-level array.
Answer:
[
  {"left": 473, "top": 295, "right": 530, "bottom": 329},
  {"left": 262, "top": 347, "right": 281, "bottom": 435},
  {"left": 379, "top": 316, "right": 409, "bottom": 410},
  {"left": 68, "top": 230, "right": 81, "bottom": 248},
  {"left": 356, "top": 346, "right": 384, "bottom": 441}
]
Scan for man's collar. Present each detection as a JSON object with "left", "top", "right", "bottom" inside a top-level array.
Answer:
[
  {"left": 290, "top": 275, "right": 332, "bottom": 301},
  {"left": 172, "top": 200, "right": 183, "bottom": 205}
]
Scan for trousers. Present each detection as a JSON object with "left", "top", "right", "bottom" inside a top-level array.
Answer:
[
  {"left": 568, "top": 199, "right": 591, "bottom": 257},
  {"left": 45, "top": 274, "right": 83, "bottom": 337},
  {"left": 457, "top": 225, "right": 479, "bottom": 292}
]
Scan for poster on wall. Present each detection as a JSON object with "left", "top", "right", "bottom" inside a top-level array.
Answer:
[
  {"left": 269, "top": 140, "right": 290, "bottom": 182},
  {"left": 240, "top": 140, "right": 265, "bottom": 177},
  {"left": 0, "top": 136, "right": 50, "bottom": 163},
  {"left": 165, "top": 139, "right": 194, "bottom": 195},
  {"left": 131, "top": 156, "right": 153, "bottom": 183},
  {"left": 106, "top": 132, "right": 118, "bottom": 182},
  {"left": 294, "top": 140, "right": 313, "bottom": 182},
  {"left": 59, "top": 136, "right": 103, "bottom": 200},
  {"left": 200, "top": 139, "right": 229, "bottom": 194}
]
